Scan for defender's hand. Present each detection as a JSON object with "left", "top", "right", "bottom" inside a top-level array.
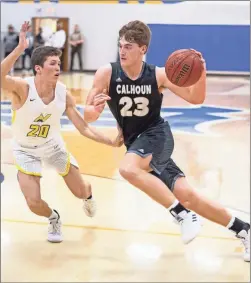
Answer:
[
  {"left": 93, "top": 89, "right": 111, "bottom": 113},
  {"left": 18, "top": 21, "right": 30, "bottom": 51}
]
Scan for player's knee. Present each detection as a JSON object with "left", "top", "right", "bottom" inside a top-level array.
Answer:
[
  {"left": 25, "top": 197, "right": 42, "bottom": 212},
  {"left": 119, "top": 165, "right": 140, "bottom": 181},
  {"left": 181, "top": 191, "right": 198, "bottom": 209},
  {"left": 175, "top": 187, "right": 198, "bottom": 209}
]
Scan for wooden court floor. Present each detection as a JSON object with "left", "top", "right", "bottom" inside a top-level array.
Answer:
[{"left": 1, "top": 72, "right": 250, "bottom": 282}]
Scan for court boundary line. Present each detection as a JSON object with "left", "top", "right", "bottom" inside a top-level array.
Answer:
[{"left": 1, "top": 218, "right": 241, "bottom": 242}]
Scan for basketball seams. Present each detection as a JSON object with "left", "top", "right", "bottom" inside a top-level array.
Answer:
[
  {"left": 181, "top": 54, "right": 196, "bottom": 87},
  {"left": 170, "top": 53, "right": 193, "bottom": 85}
]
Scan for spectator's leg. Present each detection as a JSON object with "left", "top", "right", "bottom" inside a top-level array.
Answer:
[
  {"left": 70, "top": 49, "right": 75, "bottom": 71},
  {"left": 27, "top": 48, "right": 33, "bottom": 71},
  {"left": 77, "top": 48, "right": 83, "bottom": 71}
]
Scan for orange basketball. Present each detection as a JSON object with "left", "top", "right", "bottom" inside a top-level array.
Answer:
[{"left": 165, "top": 49, "right": 204, "bottom": 87}]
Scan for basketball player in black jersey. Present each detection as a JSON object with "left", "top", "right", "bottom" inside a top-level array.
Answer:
[{"left": 84, "top": 21, "right": 250, "bottom": 261}]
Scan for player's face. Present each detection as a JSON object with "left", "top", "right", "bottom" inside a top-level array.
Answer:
[
  {"left": 119, "top": 38, "right": 146, "bottom": 67},
  {"left": 38, "top": 56, "right": 61, "bottom": 81}
]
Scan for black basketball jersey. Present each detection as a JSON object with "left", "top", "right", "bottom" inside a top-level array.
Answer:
[{"left": 107, "top": 62, "right": 164, "bottom": 147}]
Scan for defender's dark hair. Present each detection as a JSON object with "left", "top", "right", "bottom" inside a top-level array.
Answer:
[{"left": 31, "top": 46, "right": 62, "bottom": 75}]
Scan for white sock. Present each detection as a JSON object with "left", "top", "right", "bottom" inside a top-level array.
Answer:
[
  {"left": 167, "top": 199, "right": 179, "bottom": 211},
  {"left": 167, "top": 199, "right": 190, "bottom": 219},
  {"left": 49, "top": 210, "right": 59, "bottom": 221},
  {"left": 226, "top": 216, "right": 235, "bottom": 229}
]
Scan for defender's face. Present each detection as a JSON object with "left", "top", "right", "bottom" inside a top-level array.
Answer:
[
  {"left": 36, "top": 56, "right": 61, "bottom": 81},
  {"left": 119, "top": 37, "right": 146, "bottom": 67}
]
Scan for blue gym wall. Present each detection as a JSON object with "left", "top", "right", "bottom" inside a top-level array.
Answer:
[{"left": 147, "top": 24, "right": 250, "bottom": 73}]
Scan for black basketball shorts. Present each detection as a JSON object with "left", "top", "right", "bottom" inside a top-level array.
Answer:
[{"left": 126, "top": 121, "right": 185, "bottom": 191}]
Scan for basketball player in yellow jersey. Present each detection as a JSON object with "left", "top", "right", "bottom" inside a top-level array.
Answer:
[
  {"left": 1, "top": 22, "right": 123, "bottom": 243},
  {"left": 84, "top": 20, "right": 250, "bottom": 261}
]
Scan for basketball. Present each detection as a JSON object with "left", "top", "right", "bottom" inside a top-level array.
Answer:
[{"left": 165, "top": 49, "right": 204, "bottom": 87}]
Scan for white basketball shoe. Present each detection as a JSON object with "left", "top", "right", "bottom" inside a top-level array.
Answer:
[
  {"left": 236, "top": 228, "right": 250, "bottom": 262},
  {"left": 173, "top": 210, "right": 202, "bottom": 244},
  {"left": 47, "top": 210, "right": 62, "bottom": 243},
  {"left": 83, "top": 198, "right": 97, "bottom": 217}
]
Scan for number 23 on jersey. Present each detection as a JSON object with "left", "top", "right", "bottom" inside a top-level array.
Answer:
[{"left": 119, "top": 96, "right": 149, "bottom": 117}]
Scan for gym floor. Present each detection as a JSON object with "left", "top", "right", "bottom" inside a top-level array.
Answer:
[{"left": 1, "top": 72, "right": 250, "bottom": 282}]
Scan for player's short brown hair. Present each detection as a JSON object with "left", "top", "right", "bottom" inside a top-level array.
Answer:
[
  {"left": 31, "top": 46, "right": 62, "bottom": 75},
  {"left": 119, "top": 20, "right": 151, "bottom": 51}
]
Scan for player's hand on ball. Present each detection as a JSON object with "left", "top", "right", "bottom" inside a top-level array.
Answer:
[
  {"left": 189, "top": 49, "right": 206, "bottom": 69},
  {"left": 93, "top": 89, "right": 111, "bottom": 113},
  {"left": 18, "top": 21, "right": 30, "bottom": 51}
]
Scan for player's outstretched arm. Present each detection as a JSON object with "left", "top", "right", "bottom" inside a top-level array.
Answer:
[
  {"left": 158, "top": 50, "right": 206, "bottom": 105},
  {"left": 66, "top": 92, "right": 123, "bottom": 147},
  {"left": 84, "top": 64, "right": 112, "bottom": 123},
  {"left": 1, "top": 21, "right": 30, "bottom": 97}
]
